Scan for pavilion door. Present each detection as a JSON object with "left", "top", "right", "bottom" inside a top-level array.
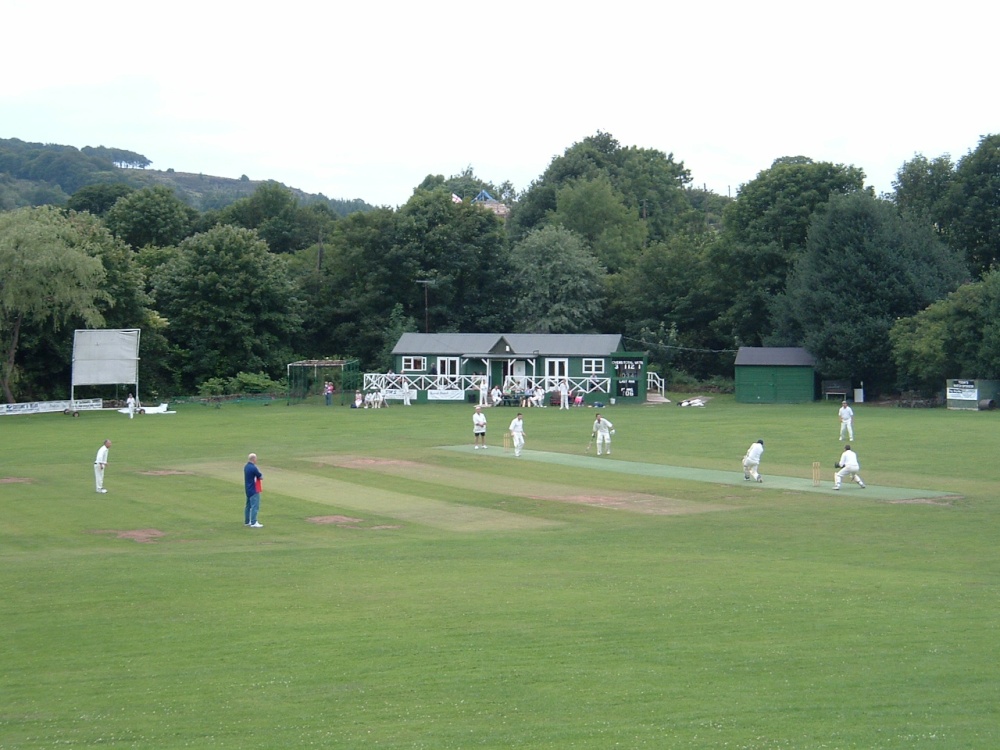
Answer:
[{"left": 546, "top": 359, "right": 568, "bottom": 390}]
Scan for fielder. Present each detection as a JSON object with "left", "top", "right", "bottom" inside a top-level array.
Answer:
[
  {"left": 834, "top": 444, "right": 866, "bottom": 490},
  {"left": 94, "top": 438, "right": 112, "bottom": 493},
  {"left": 742, "top": 439, "right": 764, "bottom": 482},
  {"left": 592, "top": 413, "right": 614, "bottom": 456},
  {"left": 126, "top": 393, "right": 135, "bottom": 419},
  {"left": 473, "top": 406, "right": 488, "bottom": 449},
  {"left": 838, "top": 400, "right": 855, "bottom": 441},
  {"left": 508, "top": 413, "right": 526, "bottom": 457}
]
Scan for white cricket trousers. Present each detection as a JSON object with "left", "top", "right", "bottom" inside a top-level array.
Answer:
[{"left": 512, "top": 432, "right": 525, "bottom": 455}]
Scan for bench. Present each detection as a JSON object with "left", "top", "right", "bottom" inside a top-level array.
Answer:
[{"left": 821, "top": 379, "right": 851, "bottom": 401}]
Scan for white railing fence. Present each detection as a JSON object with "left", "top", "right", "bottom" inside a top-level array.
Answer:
[{"left": 362, "top": 373, "right": 611, "bottom": 398}]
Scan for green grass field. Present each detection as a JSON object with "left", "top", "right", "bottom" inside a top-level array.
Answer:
[{"left": 2, "top": 396, "right": 999, "bottom": 748}]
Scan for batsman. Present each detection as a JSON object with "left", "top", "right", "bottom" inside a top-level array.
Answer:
[
  {"left": 591, "top": 413, "right": 615, "bottom": 456},
  {"left": 742, "top": 439, "right": 765, "bottom": 482}
]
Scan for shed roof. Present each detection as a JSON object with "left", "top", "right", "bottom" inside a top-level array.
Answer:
[
  {"left": 734, "top": 347, "right": 816, "bottom": 367},
  {"left": 393, "top": 333, "right": 623, "bottom": 358}
]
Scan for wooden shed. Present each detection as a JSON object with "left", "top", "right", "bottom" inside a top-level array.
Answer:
[{"left": 734, "top": 347, "right": 816, "bottom": 403}]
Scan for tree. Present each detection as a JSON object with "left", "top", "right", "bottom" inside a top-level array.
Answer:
[
  {"left": 0, "top": 138, "right": 118, "bottom": 194},
  {"left": 374, "top": 303, "right": 419, "bottom": 371},
  {"left": 891, "top": 153, "right": 954, "bottom": 223},
  {"left": 609, "top": 233, "right": 731, "bottom": 378},
  {"left": 509, "top": 225, "right": 605, "bottom": 333},
  {"left": 217, "top": 182, "right": 337, "bottom": 253},
  {"left": 550, "top": 175, "right": 647, "bottom": 273},
  {"left": 510, "top": 131, "right": 692, "bottom": 246},
  {"left": 770, "top": 192, "right": 968, "bottom": 394},
  {"left": 151, "top": 225, "right": 304, "bottom": 389},
  {"left": 890, "top": 270, "right": 1000, "bottom": 390},
  {"left": 939, "top": 134, "right": 1000, "bottom": 275},
  {"left": 298, "top": 188, "right": 513, "bottom": 367},
  {"left": 293, "top": 206, "right": 402, "bottom": 367},
  {"left": 71, "top": 212, "right": 175, "bottom": 397},
  {"left": 710, "top": 157, "right": 868, "bottom": 345},
  {"left": 393, "top": 189, "right": 513, "bottom": 333},
  {"left": 0, "top": 207, "right": 107, "bottom": 402},
  {"left": 104, "top": 185, "right": 196, "bottom": 248},
  {"left": 66, "top": 183, "right": 135, "bottom": 216},
  {"left": 219, "top": 181, "right": 297, "bottom": 231},
  {"left": 725, "top": 157, "right": 867, "bottom": 251},
  {"left": 10, "top": 212, "right": 170, "bottom": 400},
  {"left": 80, "top": 146, "right": 152, "bottom": 169}
]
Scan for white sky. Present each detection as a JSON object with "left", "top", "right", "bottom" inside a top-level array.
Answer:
[{"left": 2, "top": 1, "right": 996, "bottom": 206}]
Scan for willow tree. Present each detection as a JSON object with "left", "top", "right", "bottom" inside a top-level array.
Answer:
[{"left": 0, "top": 207, "right": 108, "bottom": 402}]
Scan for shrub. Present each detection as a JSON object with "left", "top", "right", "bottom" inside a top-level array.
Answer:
[
  {"left": 226, "top": 371, "right": 284, "bottom": 394},
  {"left": 197, "top": 378, "right": 227, "bottom": 397}
]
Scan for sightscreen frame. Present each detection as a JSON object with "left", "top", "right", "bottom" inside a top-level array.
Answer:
[{"left": 71, "top": 328, "right": 141, "bottom": 404}]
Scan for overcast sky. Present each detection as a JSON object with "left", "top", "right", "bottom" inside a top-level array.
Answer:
[{"left": 2, "top": 1, "right": 995, "bottom": 207}]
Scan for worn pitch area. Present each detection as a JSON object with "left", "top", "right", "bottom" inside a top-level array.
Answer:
[
  {"left": 438, "top": 445, "right": 959, "bottom": 503},
  {"left": 183, "top": 461, "right": 560, "bottom": 532},
  {"left": 179, "top": 453, "right": 731, "bottom": 533},
  {"left": 307, "top": 455, "right": 731, "bottom": 516}
]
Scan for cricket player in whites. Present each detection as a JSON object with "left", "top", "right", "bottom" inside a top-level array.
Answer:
[
  {"left": 834, "top": 444, "right": 865, "bottom": 490},
  {"left": 592, "top": 413, "right": 615, "bottom": 456},
  {"left": 742, "top": 439, "right": 764, "bottom": 482},
  {"left": 508, "top": 413, "right": 526, "bottom": 457},
  {"left": 473, "top": 406, "right": 488, "bottom": 449},
  {"left": 838, "top": 400, "right": 855, "bottom": 441}
]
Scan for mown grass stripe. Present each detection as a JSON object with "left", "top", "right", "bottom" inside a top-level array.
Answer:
[{"left": 183, "top": 461, "right": 560, "bottom": 532}]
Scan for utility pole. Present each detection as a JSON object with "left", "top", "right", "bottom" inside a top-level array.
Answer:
[{"left": 416, "top": 280, "right": 433, "bottom": 333}]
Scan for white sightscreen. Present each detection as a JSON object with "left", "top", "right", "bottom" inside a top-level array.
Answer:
[{"left": 72, "top": 329, "right": 140, "bottom": 385}]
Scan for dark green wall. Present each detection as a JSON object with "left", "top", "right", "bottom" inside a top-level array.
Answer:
[{"left": 735, "top": 366, "right": 815, "bottom": 403}]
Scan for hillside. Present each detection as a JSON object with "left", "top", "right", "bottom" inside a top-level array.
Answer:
[{"left": 0, "top": 137, "right": 373, "bottom": 216}]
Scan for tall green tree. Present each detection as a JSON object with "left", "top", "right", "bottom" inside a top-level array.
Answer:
[
  {"left": 11, "top": 212, "right": 171, "bottom": 400},
  {"left": 393, "top": 189, "right": 513, "bottom": 333},
  {"left": 0, "top": 207, "right": 108, "bottom": 402},
  {"left": 218, "top": 182, "right": 337, "bottom": 254},
  {"left": 890, "top": 270, "right": 1000, "bottom": 390},
  {"left": 71, "top": 212, "right": 175, "bottom": 397},
  {"left": 300, "top": 189, "right": 514, "bottom": 367},
  {"left": 66, "top": 183, "right": 135, "bottom": 216},
  {"left": 771, "top": 192, "right": 968, "bottom": 394},
  {"left": 939, "top": 134, "right": 1000, "bottom": 275},
  {"left": 891, "top": 153, "right": 954, "bottom": 224},
  {"left": 550, "top": 175, "right": 647, "bottom": 273},
  {"left": 509, "top": 225, "right": 605, "bottom": 333},
  {"left": 510, "top": 131, "right": 691, "bottom": 246},
  {"left": 104, "top": 185, "right": 197, "bottom": 249},
  {"left": 151, "top": 225, "right": 303, "bottom": 389},
  {"left": 710, "top": 157, "right": 867, "bottom": 345},
  {"left": 608, "top": 233, "right": 730, "bottom": 378},
  {"left": 295, "top": 206, "right": 402, "bottom": 367}
]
